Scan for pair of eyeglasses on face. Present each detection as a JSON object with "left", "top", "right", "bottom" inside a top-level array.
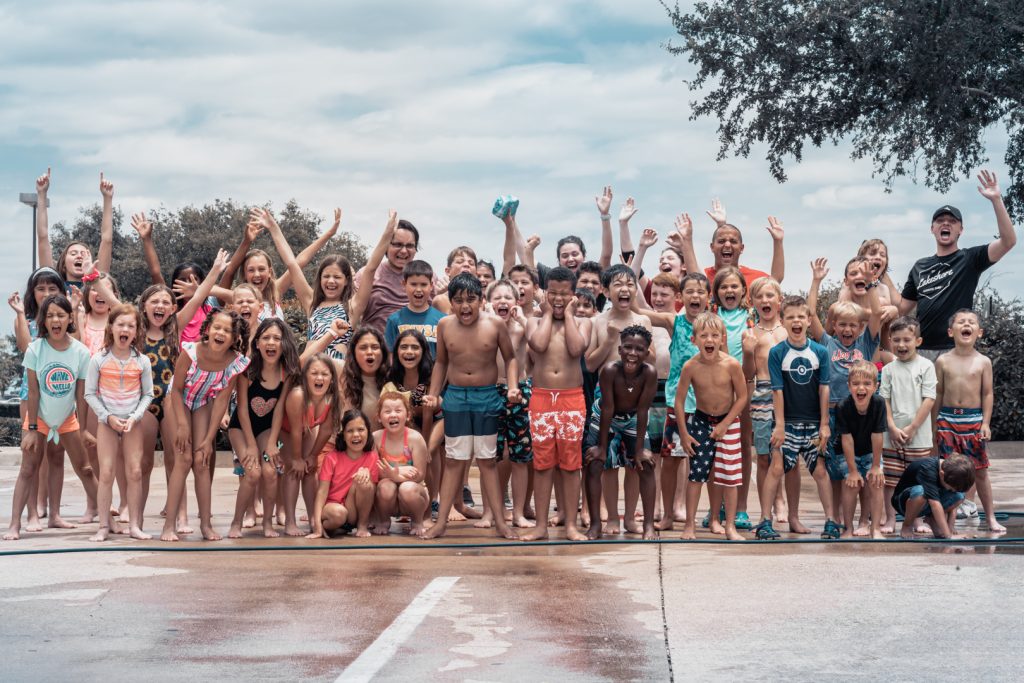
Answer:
[{"left": 389, "top": 241, "right": 417, "bottom": 252}]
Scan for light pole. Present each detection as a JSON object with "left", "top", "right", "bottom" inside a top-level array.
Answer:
[{"left": 18, "top": 193, "right": 48, "bottom": 272}]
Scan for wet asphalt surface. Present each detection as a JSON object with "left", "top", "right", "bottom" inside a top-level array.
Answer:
[{"left": 1, "top": 447, "right": 1022, "bottom": 681}]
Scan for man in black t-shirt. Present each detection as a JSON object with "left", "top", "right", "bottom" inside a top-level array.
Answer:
[{"left": 898, "top": 170, "right": 1017, "bottom": 360}]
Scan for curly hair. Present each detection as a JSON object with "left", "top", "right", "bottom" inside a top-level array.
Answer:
[
  {"left": 343, "top": 326, "right": 389, "bottom": 410},
  {"left": 199, "top": 308, "right": 249, "bottom": 356}
]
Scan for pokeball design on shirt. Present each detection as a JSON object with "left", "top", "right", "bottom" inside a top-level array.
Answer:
[
  {"left": 781, "top": 348, "right": 819, "bottom": 386},
  {"left": 41, "top": 362, "right": 75, "bottom": 398}
]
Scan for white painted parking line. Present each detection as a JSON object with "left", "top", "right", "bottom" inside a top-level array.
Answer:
[{"left": 336, "top": 576, "right": 460, "bottom": 683}]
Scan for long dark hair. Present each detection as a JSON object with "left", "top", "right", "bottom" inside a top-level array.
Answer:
[
  {"left": 387, "top": 329, "right": 432, "bottom": 388},
  {"left": 343, "top": 326, "right": 389, "bottom": 409},
  {"left": 248, "top": 318, "right": 301, "bottom": 386},
  {"left": 310, "top": 254, "right": 354, "bottom": 311},
  {"left": 337, "top": 408, "right": 374, "bottom": 453},
  {"left": 171, "top": 261, "right": 206, "bottom": 309}
]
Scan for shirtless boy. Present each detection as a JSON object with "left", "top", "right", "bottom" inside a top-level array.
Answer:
[
  {"left": 933, "top": 309, "right": 1005, "bottom": 532},
  {"left": 432, "top": 247, "right": 478, "bottom": 314},
  {"left": 584, "top": 264, "right": 653, "bottom": 533},
  {"left": 522, "top": 267, "right": 592, "bottom": 541},
  {"left": 421, "top": 273, "right": 521, "bottom": 540},
  {"left": 677, "top": 313, "right": 748, "bottom": 541},
  {"left": 584, "top": 325, "right": 658, "bottom": 540}
]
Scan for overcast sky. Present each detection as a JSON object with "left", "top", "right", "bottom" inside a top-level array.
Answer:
[{"left": 1, "top": 0, "right": 1020, "bottom": 333}]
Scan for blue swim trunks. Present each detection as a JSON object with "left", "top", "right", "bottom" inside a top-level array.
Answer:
[
  {"left": 582, "top": 399, "right": 650, "bottom": 470},
  {"left": 443, "top": 384, "right": 504, "bottom": 461}
]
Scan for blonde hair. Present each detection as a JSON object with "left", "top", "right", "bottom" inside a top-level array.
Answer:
[
  {"left": 692, "top": 311, "right": 726, "bottom": 336},
  {"left": 239, "top": 249, "right": 279, "bottom": 307},
  {"left": 847, "top": 360, "right": 877, "bottom": 384},
  {"left": 749, "top": 276, "right": 782, "bottom": 302},
  {"left": 831, "top": 301, "right": 867, "bottom": 322},
  {"left": 232, "top": 282, "right": 263, "bottom": 305}
]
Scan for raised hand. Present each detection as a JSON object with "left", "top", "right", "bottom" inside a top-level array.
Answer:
[
  {"left": 249, "top": 207, "right": 278, "bottom": 231},
  {"left": 330, "top": 318, "right": 350, "bottom": 339},
  {"left": 172, "top": 276, "right": 198, "bottom": 301},
  {"left": 674, "top": 213, "right": 693, "bottom": 242},
  {"left": 8, "top": 292, "right": 24, "bottom": 315},
  {"left": 36, "top": 167, "right": 51, "bottom": 194},
  {"left": 638, "top": 228, "right": 658, "bottom": 248},
  {"left": 810, "top": 257, "right": 829, "bottom": 281},
  {"left": 619, "top": 197, "right": 638, "bottom": 223},
  {"left": 384, "top": 208, "right": 398, "bottom": 237},
  {"left": 741, "top": 329, "right": 757, "bottom": 355},
  {"left": 706, "top": 198, "right": 727, "bottom": 226},
  {"left": 244, "top": 218, "right": 263, "bottom": 243},
  {"left": 526, "top": 234, "right": 541, "bottom": 252},
  {"left": 977, "top": 170, "right": 1001, "bottom": 201},
  {"left": 99, "top": 172, "right": 114, "bottom": 199},
  {"left": 326, "top": 208, "right": 342, "bottom": 237},
  {"left": 595, "top": 185, "right": 613, "bottom": 215},
  {"left": 212, "top": 248, "right": 230, "bottom": 274},
  {"left": 766, "top": 215, "right": 784, "bottom": 241},
  {"left": 131, "top": 212, "right": 153, "bottom": 240}
]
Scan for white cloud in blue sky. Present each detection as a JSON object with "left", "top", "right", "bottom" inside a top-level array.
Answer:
[{"left": 0, "top": 0, "right": 1020, "bottom": 332}]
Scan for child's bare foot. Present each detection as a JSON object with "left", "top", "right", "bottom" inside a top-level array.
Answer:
[
  {"left": 448, "top": 508, "right": 467, "bottom": 522},
  {"left": 840, "top": 528, "right": 853, "bottom": 539},
  {"left": 548, "top": 513, "right": 565, "bottom": 527},
  {"left": 3, "top": 528, "right": 21, "bottom": 541},
  {"left": 176, "top": 521, "right": 194, "bottom": 535},
  {"left": 580, "top": 511, "right": 591, "bottom": 527},
  {"left": 128, "top": 526, "right": 152, "bottom": 540},
  {"left": 118, "top": 507, "right": 129, "bottom": 523},
  {"left": 502, "top": 508, "right": 513, "bottom": 522},
  {"left": 496, "top": 525, "right": 520, "bottom": 540},
  {"left": 709, "top": 520, "right": 725, "bottom": 536},
  {"left": 565, "top": 526, "right": 588, "bottom": 541},
  {"left": 49, "top": 516, "right": 76, "bottom": 529},
  {"left": 512, "top": 516, "right": 536, "bottom": 528},
  {"left": 680, "top": 525, "right": 697, "bottom": 540},
  {"left": 520, "top": 528, "right": 548, "bottom": 541},
  {"left": 160, "top": 527, "right": 180, "bottom": 542},
  {"left": 354, "top": 526, "right": 372, "bottom": 538},
  {"left": 38, "top": 506, "right": 48, "bottom": 519},
  {"left": 585, "top": 523, "right": 602, "bottom": 540},
  {"left": 408, "top": 522, "right": 424, "bottom": 536},
  {"left": 78, "top": 511, "right": 96, "bottom": 524},
  {"left": 371, "top": 523, "right": 390, "bottom": 536},
  {"left": 900, "top": 526, "right": 915, "bottom": 539},
  {"left": 159, "top": 508, "right": 167, "bottom": 517},
  {"left": 25, "top": 519, "right": 44, "bottom": 533},
  {"left": 879, "top": 522, "right": 895, "bottom": 534},
  {"left": 263, "top": 525, "right": 280, "bottom": 538},
  {"left": 200, "top": 524, "right": 222, "bottom": 541},
  {"left": 254, "top": 501, "right": 263, "bottom": 518},
  {"left": 276, "top": 510, "right": 286, "bottom": 526},
  {"left": 623, "top": 518, "right": 642, "bottom": 534},
  {"left": 242, "top": 512, "right": 256, "bottom": 529},
  {"left": 913, "top": 520, "right": 932, "bottom": 535},
  {"left": 987, "top": 520, "right": 1007, "bottom": 533},
  {"left": 642, "top": 524, "right": 658, "bottom": 541},
  {"left": 89, "top": 526, "right": 110, "bottom": 542},
  {"left": 420, "top": 522, "right": 446, "bottom": 539},
  {"left": 673, "top": 510, "right": 687, "bottom": 523},
  {"left": 654, "top": 517, "right": 674, "bottom": 531},
  {"left": 773, "top": 502, "right": 789, "bottom": 523},
  {"left": 473, "top": 517, "right": 493, "bottom": 528},
  {"left": 853, "top": 524, "right": 871, "bottom": 537},
  {"left": 724, "top": 525, "right": 744, "bottom": 541},
  {"left": 871, "top": 530, "right": 886, "bottom": 540},
  {"left": 284, "top": 523, "right": 304, "bottom": 537},
  {"left": 455, "top": 503, "right": 482, "bottom": 520},
  {"left": 788, "top": 517, "right": 811, "bottom": 534},
  {"left": 227, "top": 523, "right": 243, "bottom": 539},
  {"left": 112, "top": 524, "right": 129, "bottom": 535},
  {"left": 603, "top": 521, "right": 620, "bottom": 535}
]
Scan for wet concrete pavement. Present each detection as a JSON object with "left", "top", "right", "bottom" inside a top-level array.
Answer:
[{"left": 1, "top": 446, "right": 1022, "bottom": 681}]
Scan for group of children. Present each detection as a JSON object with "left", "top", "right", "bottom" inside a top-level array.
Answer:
[{"left": 2, "top": 167, "right": 1013, "bottom": 543}]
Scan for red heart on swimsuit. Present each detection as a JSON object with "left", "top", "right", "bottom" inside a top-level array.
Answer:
[{"left": 251, "top": 397, "right": 277, "bottom": 417}]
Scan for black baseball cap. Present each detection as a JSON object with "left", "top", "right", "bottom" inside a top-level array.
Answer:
[{"left": 932, "top": 205, "right": 963, "bottom": 222}]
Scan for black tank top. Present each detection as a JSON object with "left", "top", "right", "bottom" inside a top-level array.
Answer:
[{"left": 229, "top": 375, "right": 283, "bottom": 437}]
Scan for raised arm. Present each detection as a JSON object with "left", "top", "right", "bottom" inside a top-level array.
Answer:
[
  {"left": 500, "top": 213, "right": 526, "bottom": 276},
  {"left": 97, "top": 173, "right": 114, "bottom": 273},
  {"left": 300, "top": 319, "right": 350, "bottom": 365},
  {"left": 251, "top": 208, "right": 314, "bottom": 313},
  {"left": 348, "top": 209, "right": 398, "bottom": 328},
  {"left": 219, "top": 220, "right": 261, "bottom": 290},
  {"left": 595, "top": 186, "right": 614, "bottom": 270},
  {"left": 8, "top": 293, "right": 31, "bottom": 352},
  {"left": 863, "top": 262, "right": 883, "bottom": 339},
  {"left": 618, "top": 197, "right": 638, "bottom": 263},
  {"left": 676, "top": 212, "right": 703, "bottom": 277},
  {"left": 523, "top": 233, "right": 540, "bottom": 271},
  {"left": 174, "top": 249, "right": 229, "bottom": 328},
  {"left": 807, "top": 258, "right": 829, "bottom": 342},
  {"left": 631, "top": 228, "right": 658, "bottom": 286},
  {"left": 35, "top": 168, "right": 54, "bottom": 269},
  {"left": 766, "top": 216, "right": 785, "bottom": 284},
  {"left": 131, "top": 212, "right": 166, "bottom": 285},
  {"left": 977, "top": 170, "right": 1017, "bottom": 263},
  {"left": 278, "top": 207, "right": 341, "bottom": 294}
]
